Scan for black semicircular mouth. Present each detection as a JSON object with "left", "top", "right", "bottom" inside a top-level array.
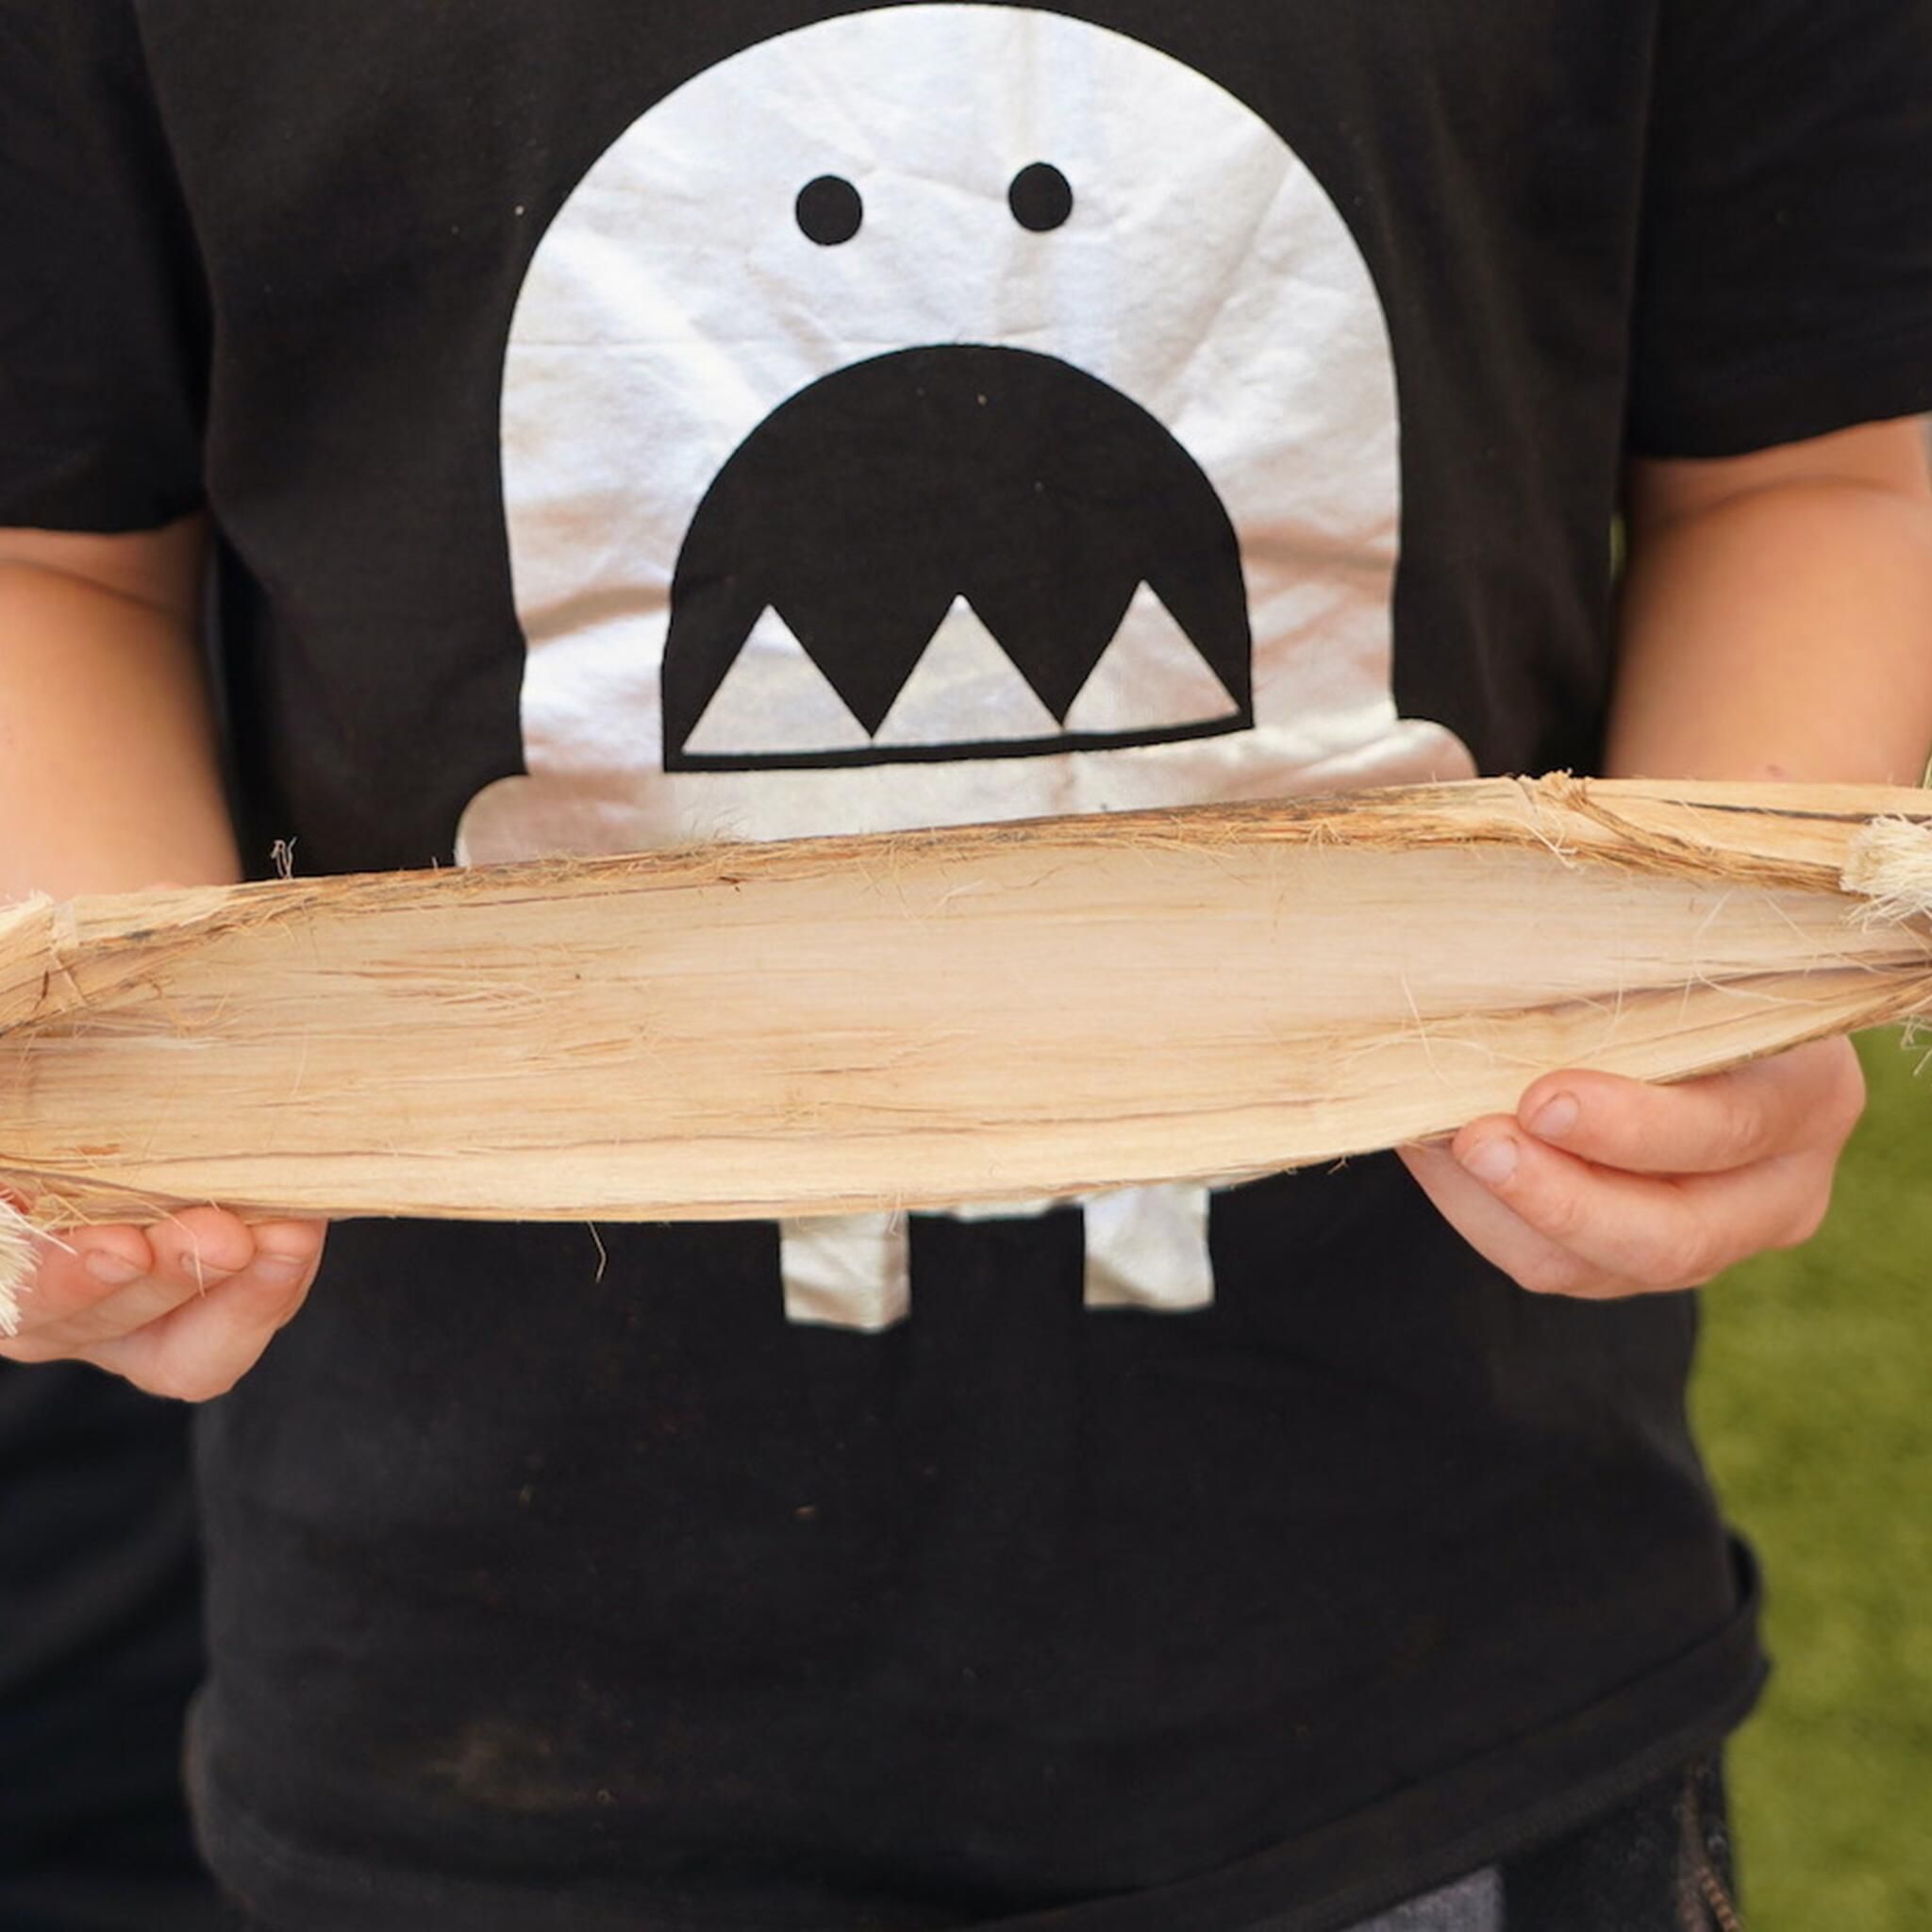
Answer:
[{"left": 662, "top": 345, "right": 1252, "bottom": 772}]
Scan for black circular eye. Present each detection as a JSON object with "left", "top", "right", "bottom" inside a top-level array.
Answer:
[
  {"left": 1008, "top": 161, "right": 1073, "bottom": 233},
  {"left": 796, "top": 175, "right": 862, "bottom": 246}
]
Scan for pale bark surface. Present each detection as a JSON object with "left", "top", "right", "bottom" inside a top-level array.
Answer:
[{"left": 1, "top": 776, "right": 1928, "bottom": 1239}]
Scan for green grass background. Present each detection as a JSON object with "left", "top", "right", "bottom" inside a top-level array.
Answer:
[{"left": 1693, "top": 1029, "right": 1932, "bottom": 1928}]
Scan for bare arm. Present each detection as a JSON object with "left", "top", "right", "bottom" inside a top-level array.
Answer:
[
  {"left": 0, "top": 518, "right": 325, "bottom": 1395},
  {"left": 1607, "top": 418, "right": 1932, "bottom": 784},
  {"left": 1405, "top": 418, "right": 1932, "bottom": 1298},
  {"left": 0, "top": 516, "right": 241, "bottom": 894}
]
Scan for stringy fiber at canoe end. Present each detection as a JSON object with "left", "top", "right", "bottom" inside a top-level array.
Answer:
[
  {"left": 0, "top": 1201, "right": 34, "bottom": 1337},
  {"left": 1841, "top": 816, "right": 1932, "bottom": 926}
]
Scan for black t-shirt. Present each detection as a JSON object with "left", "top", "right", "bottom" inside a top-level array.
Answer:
[{"left": 5, "top": 4, "right": 1932, "bottom": 1928}]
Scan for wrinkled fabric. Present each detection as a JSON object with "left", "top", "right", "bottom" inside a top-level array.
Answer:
[{"left": 3, "top": 3, "right": 1929, "bottom": 1929}]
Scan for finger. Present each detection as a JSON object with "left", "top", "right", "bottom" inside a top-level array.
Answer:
[
  {"left": 62, "top": 1224, "right": 157, "bottom": 1284},
  {"left": 1398, "top": 1141, "right": 1599, "bottom": 1297},
  {"left": 35, "top": 1207, "right": 261, "bottom": 1350},
  {"left": 85, "top": 1238, "right": 324, "bottom": 1402},
  {"left": 246, "top": 1219, "right": 330, "bottom": 1280},
  {"left": 1514, "top": 1040, "right": 1863, "bottom": 1177},
  {"left": 0, "top": 1225, "right": 200, "bottom": 1357},
  {"left": 52, "top": 1217, "right": 324, "bottom": 1349},
  {"left": 9, "top": 1224, "right": 157, "bottom": 1326},
  {"left": 7, "top": 1236, "right": 205, "bottom": 1352},
  {"left": 0, "top": 1205, "right": 152, "bottom": 1329},
  {"left": 145, "top": 1207, "right": 257, "bottom": 1291},
  {"left": 1449, "top": 1118, "right": 1831, "bottom": 1292},
  {"left": 2, "top": 1213, "right": 329, "bottom": 1365}
]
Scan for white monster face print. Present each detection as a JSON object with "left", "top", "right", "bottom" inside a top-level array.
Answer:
[{"left": 462, "top": 3, "right": 1474, "bottom": 1327}]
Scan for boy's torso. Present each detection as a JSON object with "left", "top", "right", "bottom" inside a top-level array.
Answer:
[{"left": 119, "top": 6, "right": 1757, "bottom": 1928}]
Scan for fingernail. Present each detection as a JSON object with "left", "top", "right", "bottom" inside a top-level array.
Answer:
[
  {"left": 84, "top": 1252, "right": 144, "bottom": 1287},
  {"left": 1528, "top": 1092, "right": 1580, "bottom": 1141},
  {"left": 1460, "top": 1135, "right": 1519, "bottom": 1187},
  {"left": 252, "top": 1254, "right": 308, "bottom": 1286}
]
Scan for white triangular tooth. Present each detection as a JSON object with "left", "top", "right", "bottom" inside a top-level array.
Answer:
[
  {"left": 874, "top": 595, "right": 1060, "bottom": 746},
  {"left": 683, "top": 608, "right": 870, "bottom": 755},
  {"left": 1063, "top": 582, "right": 1239, "bottom": 735}
]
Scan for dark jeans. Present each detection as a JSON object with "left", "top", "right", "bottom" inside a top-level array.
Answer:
[{"left": 1345, "top": 1756, "right": 1740, "bottom": 1932}]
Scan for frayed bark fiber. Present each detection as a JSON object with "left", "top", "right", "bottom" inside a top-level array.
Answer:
[{"left": 1, "top": 777, "right": 1930, "bottom": 1285}]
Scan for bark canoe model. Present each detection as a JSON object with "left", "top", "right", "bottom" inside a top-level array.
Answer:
[{"left": 3, "top": 775, "right": 1932, "bottom": 1315}]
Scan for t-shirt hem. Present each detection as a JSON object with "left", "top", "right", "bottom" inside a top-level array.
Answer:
[
  {"left": 190, "top": 1543, "right": 1766, "bottom": 1932},
  {"left": 1629, "top": 320, "right": 1932, "bottom": 460},
  {"left": 0, "top": 457, "right": 206, "bottom": 539}
]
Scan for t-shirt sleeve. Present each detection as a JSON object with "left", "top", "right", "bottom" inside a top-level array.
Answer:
[
  {"left": 0, "top": 1, "right": 209, "bottom": 531},
  {"left": 1628, "top": 0, "right": 1932, "bottom": 458}
]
